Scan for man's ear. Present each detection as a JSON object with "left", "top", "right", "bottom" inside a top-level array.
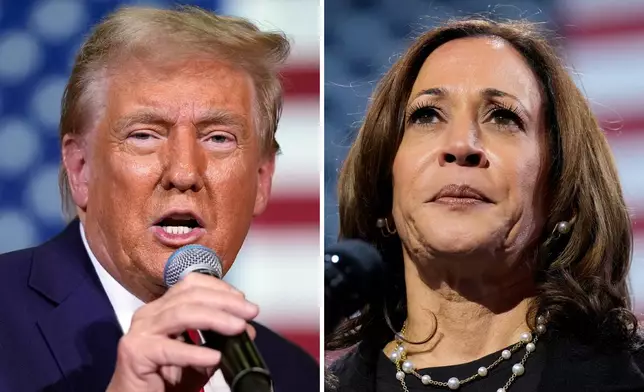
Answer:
[
  {"left": 61, "top": 134, "right": 90, "bottom": 210},
  {"left": 253, "top": 154, "right": 276, "bottom": 216}
]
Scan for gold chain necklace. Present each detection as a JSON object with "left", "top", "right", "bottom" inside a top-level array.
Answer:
[{"left": 389, "top": 316, "right": 547, "bottom": 391}]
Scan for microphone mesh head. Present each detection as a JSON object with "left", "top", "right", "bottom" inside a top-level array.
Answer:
[{"left": 163, "top": 244, "right": 223, "bottom": 288}]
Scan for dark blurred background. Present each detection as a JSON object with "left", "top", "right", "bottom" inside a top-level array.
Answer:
[{"left": 324, "top": 0, "right": 644, "bottom": 315}]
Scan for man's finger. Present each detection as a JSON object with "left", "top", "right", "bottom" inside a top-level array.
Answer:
[
  {"left": 247, "top": 323, "right": 257, "bottom": 340},
  {"left": 149, "top": 304, "right": 249, "bottom": 336},
  {"left": 157, "top": 287, "right": 259, "bottom": 321},
  {"left": 118, "top": 337, "right": 222, "bottom": 369},
  {"left": 172, "top": 273, "right": 245, "bottom": 297}
]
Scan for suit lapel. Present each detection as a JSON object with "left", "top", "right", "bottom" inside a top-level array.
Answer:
[{"left": 29, "top": 220, "right": 123, "bottom": 392}]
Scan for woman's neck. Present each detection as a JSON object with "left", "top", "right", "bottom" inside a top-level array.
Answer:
[{"left": 387, "top": 254, "right": 536, "bottom": 369}]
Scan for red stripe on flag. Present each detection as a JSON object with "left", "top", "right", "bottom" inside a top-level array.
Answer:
[
  {"left": 601, "top": 114, "right": 644, "bottom": 137},
  {"left": 281, "top": 65, "right": 319, "bottom": 98},
  {"left": 253, "top": 196, "right": 319, "bottom": 226},
  {"left": 635, "top": 218, "right": 642, "bottom": 235},
  {"left": 562, "top": 17, "right": 644, "bottom": 40},
  {"left": 281, "top": 331, "right": 319, "bottom": 361}
]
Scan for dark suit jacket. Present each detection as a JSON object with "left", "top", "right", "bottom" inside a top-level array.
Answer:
[
  {"left": 327, "top": 332, "right": 644, "bottom": 392},
  {"left": 0, "top": 220, "right": 319, "bottom": 392}
]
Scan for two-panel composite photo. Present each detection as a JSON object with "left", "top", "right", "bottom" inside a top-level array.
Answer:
[{"left": 0, "top": 0, "right": 642, "bottom": 391}]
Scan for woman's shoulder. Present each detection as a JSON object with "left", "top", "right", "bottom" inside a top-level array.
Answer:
[
  {"left": 540, "top": 334, "right": 644, "bottom": 391},
  {"left": 634, "top": 342, "right": 644, "bottom": 371}
]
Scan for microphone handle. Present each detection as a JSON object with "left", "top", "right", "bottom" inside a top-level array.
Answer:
[{"left": 198, "top": 329, "right": 273, "bottom": 392}]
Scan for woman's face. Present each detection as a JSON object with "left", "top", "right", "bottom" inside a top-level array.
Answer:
[{"left": 392, "top": 37, "right": 547, "bottom": 271}]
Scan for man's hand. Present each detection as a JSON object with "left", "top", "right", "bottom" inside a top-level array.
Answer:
[{"left": 106, "top": 273, "right": 259, "bottom": 392}]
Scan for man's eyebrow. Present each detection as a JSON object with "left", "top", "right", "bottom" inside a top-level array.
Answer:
[
  {"left": 192, "top": 109, "right": 247, "bottom": 130},
  {"left": 112, "top": 109, "right": 248, "bottom": 132},
  {"left": 112, "top": 110, "right": 175, "bottom": 132}
]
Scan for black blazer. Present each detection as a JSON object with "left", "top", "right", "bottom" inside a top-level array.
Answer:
[
  {"left": 327, "top": 335, "right": 644, "bottom": 392},
  {"left": 0, "top": 220, "right": 319, "bottom": 392}
]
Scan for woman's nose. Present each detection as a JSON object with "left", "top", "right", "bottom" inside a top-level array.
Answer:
[{"left": 438, "top": 123, "right": 488, "bottom": 168}]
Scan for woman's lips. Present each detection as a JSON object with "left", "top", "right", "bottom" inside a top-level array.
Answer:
[
  {"left": 431, "top": 184, "right": 492, "bottom": 203},
  {"left": 432, "top": 196, "right": 491, "bottom": 207}
]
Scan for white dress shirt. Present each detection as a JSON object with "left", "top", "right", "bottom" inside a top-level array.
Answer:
[{"left": 80, "top": 223, "right": 229, "bottom": 392}]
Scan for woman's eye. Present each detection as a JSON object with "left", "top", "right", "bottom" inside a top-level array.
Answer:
[
  {"left": 489, "top": 109, "right": 522, "bottom": 129},
  {"left": 409, "top": 107, "right": 441, "bottom": 125}
]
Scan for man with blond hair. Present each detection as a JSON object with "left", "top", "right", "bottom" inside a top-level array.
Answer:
[{"left": 0, "top": 6, "right": 318, "bottom": 392}]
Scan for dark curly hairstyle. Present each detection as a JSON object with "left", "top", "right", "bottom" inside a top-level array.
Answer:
[{"left": 326, "top": 18, "right": 641, "bottom": 358}]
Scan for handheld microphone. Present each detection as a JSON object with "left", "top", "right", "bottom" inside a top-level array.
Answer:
[
  {"left": 324, "top": 239, "right": 384, "bottom": 336},
  {"left": 163, "top": 245, "right": 272, "bottom": 392}
]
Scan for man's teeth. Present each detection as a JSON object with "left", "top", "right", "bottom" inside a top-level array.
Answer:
[{"left": 162, "top": 226, "right": 194, "bottom": 235}]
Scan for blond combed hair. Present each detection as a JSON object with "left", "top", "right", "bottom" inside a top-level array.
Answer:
[{"left": 59, "top": 5, "right": 291, "bottom": 220}]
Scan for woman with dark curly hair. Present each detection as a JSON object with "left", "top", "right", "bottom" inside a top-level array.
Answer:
[{"left": 325, "top": 18, "right": 644, "bottom": 392}]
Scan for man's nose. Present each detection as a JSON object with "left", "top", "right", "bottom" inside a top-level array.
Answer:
[{"left": 160, "top": 129, "right": 205, "bottom": 192}]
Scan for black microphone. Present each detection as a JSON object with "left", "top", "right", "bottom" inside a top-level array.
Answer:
[
  {"left": 324, "top": 239, "right": 384, "bottom": 336},
  {"left": 163, "top": 244, "right": 272, "bottom": 392}
]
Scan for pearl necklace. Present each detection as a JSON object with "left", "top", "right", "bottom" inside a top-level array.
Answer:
[{"left": 389, "top": 316, "right": 547, "bottom": 392}]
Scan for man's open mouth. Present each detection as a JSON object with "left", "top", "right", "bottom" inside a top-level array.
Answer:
[{"left": 155, "top": 213, "right": 203, "bottom": 235}]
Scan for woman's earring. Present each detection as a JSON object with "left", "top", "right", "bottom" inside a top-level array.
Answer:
[
  {"left": 555, "top": 221, "right": 571, "bottom": 235},
  {"left": 541, "top": 216, "right": 577, "bottom": 267},
  {"left": 550, "top": 215, "right": 576, "bottom": 240},
  {"left": 376, "top": 217, "right": 397, "bottom": 237}
]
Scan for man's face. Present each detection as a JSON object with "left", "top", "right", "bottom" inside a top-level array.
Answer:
[{"left": 63, "top": 58, "right": 274, "bottom": 300}]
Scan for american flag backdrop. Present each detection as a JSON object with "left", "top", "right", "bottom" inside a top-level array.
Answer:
[
  {"left": 555, "top": 0, "right": 644, "bottom": 316},
  {"left": 0, "top": 0, "right": 320, "bottom": 359}
]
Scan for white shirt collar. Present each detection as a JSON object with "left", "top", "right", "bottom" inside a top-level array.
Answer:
[
  {"left": 79, "top": 223, "right": 229, "bottom": 392},
  {"left": 80, "top": 222, "right": 145, "bottom": 333}
]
